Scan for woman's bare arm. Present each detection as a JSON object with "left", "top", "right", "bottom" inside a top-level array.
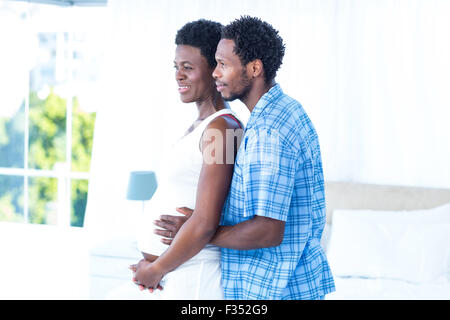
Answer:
[{"left": 134, "top": 117, "right": 240, "bottom": 288}]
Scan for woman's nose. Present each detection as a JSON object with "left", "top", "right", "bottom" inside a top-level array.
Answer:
[{"left": 176, "top": 69, "right": 186, "bottom": 81}]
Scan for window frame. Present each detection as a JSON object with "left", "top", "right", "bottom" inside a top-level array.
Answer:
[
  {"left": 0, "top": 2, "right": 100, "bottom": 227},
  {"left": 13, "top": 0, "right": 107, "bottom": 7}
]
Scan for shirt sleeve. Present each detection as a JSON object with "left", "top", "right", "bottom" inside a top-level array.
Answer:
[{"left": 241, "top": 127, "right": 299, "bottom": 221}]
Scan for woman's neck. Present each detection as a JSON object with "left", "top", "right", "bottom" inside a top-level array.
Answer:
[
  {"left": 195, "top": 91, "right": 226, "bottom": 121},
  {"left": 183, "top": 93, "right": 228, "bottom": 137}
]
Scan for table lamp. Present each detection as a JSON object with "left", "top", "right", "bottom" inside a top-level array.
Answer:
[{"left": 126, "top": 171, "right": 158, "bottom": 214}]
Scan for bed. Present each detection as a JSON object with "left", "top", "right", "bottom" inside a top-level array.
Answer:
[
  {"left": 322, "top": 181, "right": 450, "bottom": 300},
  {"left": 88, "top": 181, "right": 450, "bottom": 299}
]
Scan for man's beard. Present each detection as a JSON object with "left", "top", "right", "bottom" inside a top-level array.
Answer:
[{"left": 223, "top": 70, "right": 252, "bottom": 102}]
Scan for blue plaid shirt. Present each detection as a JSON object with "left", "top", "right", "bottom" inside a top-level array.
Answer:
[{"left": 220, "top": 84, "right": 335, "bottom": 299}]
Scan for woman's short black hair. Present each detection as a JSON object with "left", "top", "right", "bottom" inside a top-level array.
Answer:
[
  {"left": 222, "top": 16, "right": 285, "bottom": 84},
  {"left": 175, "top": 19, "right": 223, "bottom": 69}
]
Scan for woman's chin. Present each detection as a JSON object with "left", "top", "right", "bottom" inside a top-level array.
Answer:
[{"left": 180, "top": 95, "right": 194, "bottom": 104}]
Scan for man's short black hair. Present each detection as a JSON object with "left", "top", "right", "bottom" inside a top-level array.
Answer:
[
  {"left": 222, "top": 16, "right": 285, "bottom": 84},
  {"left": 175, "top": 19, "right": 223, "bottom": 69}
]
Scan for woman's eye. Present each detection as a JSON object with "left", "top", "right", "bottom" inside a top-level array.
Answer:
[{"left": 174, "top": 65, "right": 192, "bottom": 71}]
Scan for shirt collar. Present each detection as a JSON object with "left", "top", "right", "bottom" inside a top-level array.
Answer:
[{"left": 245, "top": 83, "right": 283, "bottom": 130}]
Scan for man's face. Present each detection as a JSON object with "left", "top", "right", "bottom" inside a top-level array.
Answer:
[{"left": 213, "top": 39, "right": 252, "bottom": 102}]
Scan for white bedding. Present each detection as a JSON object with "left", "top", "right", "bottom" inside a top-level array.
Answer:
[
  {"left": 324, "top": 204, "right": 450, "bottom": 300},
  {"left": 326, "top": 276, "right": 450, "bottom": 300}
]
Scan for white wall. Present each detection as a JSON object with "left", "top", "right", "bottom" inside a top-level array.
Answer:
[{"left": 85, "top": 0, "right": 450, "bottom": 236}]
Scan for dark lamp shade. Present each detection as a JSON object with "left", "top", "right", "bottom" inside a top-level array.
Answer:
[{"left": 126, "top": 171, "right": 158, "bottom": 201}]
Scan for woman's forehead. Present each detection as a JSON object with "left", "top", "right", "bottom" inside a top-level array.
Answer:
[{"left": 175, "top": 45, "right": 205, "bottom": 64}]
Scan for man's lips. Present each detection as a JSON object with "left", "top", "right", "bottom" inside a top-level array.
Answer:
[{"left": 216, "top": 83, "right": 226, "bottom": 91}]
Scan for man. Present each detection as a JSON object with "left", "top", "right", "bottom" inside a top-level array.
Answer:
[{"left": 155, "top": 16, "right": 335, "bottom": 300}]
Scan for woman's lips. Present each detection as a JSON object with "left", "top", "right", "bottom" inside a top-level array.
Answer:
[{"left": 178, "top": 85, "right": 190, "bottom": 93}]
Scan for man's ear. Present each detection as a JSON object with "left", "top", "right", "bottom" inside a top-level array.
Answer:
[{"left": 249, "top": 59, "right": 264, "bottom": 79}]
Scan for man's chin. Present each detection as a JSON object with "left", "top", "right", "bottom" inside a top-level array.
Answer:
[{"left": 222, "top": 93, "right": 239, "bottom": 102}]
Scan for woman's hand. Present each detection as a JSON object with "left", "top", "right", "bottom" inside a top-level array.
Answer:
[
  {"left": 130, "top": 259, "right": 164, "bottom": 292},
  {"left": 129, "top": 262, "right": 146, "bottom": 291},
  {"left": 153, "top": 207, "right": 193, "bottom": 245}
]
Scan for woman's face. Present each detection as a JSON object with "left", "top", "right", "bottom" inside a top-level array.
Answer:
[{"left": 174, "top": 45, "right": 215, "bottom": 104}]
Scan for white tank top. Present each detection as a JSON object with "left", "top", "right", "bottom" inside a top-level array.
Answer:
[{"left": 137, "top": 108, "right": 240, "bottom": 261}]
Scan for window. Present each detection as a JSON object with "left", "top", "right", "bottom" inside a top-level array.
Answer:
[{"left": 0, "top": 1, "right": 106, "bottom": 227}]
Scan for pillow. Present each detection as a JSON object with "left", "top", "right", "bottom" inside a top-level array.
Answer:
[
  {"left": 327, "top": 203, "right": 450, "bottom": 284},
  {"left": 321, "top": 223, "right": 331, "bottom": 253}
]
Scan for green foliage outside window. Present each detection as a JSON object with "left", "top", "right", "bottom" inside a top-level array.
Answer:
[{"left": 0, "top": 89, "right": 96, "bottom": 227}]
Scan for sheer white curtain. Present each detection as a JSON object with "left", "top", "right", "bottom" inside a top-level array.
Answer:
[
  {"left": 85, "top": 0, "right": 450, "bottom": 235},
  {"left": 331, "top": 0, "right": 450, "bottom": 188}
]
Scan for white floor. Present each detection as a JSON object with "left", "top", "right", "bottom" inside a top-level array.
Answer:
[{"left": 0, "top": 222, "right": 91, "bottom": 299}]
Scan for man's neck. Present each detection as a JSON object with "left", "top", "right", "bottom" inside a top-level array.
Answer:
[{"left": 243, "top": 80, "right": 275, "bottom": 113}]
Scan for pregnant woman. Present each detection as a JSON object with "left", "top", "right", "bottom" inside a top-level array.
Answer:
[{"left": 129, "top": 19, "right": 243, "bottom": 299}]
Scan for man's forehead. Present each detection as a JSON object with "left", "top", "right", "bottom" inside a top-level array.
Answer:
[
  {"left": 218, "top": 39, "right": 235, "bottom": 50},
  {"left": 216, "top": 39, "right": 237, "bottom": 59}
]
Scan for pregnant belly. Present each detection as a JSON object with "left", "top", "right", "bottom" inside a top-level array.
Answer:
[{"left": 142, "top": 252, "right": 158, "bottom": 262}]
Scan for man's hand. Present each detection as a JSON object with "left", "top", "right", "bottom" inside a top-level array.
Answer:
[{"left": 153, "top": 207, "right": 193, "bottom": 245}]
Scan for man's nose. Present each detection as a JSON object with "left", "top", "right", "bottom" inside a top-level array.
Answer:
[{"left": 212, "top": 66, "right": 221, "bottom": 79}]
